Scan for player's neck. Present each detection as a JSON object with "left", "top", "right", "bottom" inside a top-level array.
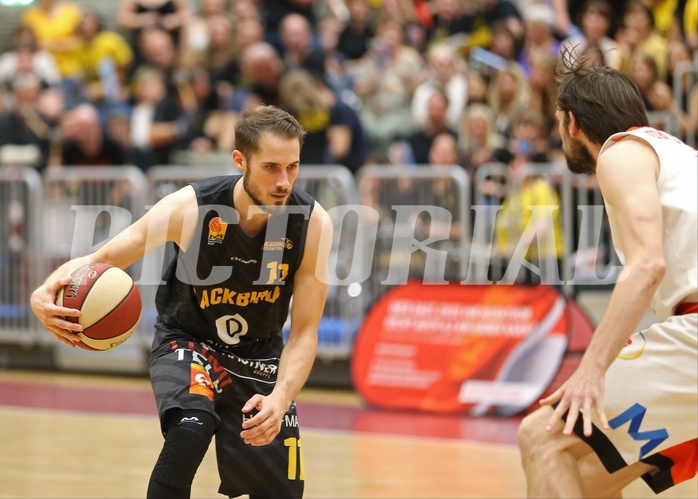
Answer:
[{"left": 233, "top": 182, "right": 270, "bottom": 238}]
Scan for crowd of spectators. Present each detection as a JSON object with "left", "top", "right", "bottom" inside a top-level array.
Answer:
[
  {"left": 0, "top": 0, "right": 695, "bottom": 290},
  {"left": 0, "top": 0, "right": 695, "bottom": 177}
]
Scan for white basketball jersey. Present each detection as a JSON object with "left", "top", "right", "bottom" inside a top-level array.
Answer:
[{"left": 599, "top": 127, "right": 698, "bottom": 321}]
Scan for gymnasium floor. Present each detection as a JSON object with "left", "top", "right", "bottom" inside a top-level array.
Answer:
[{"left": 0, "top": 369, "right": 695, "bottom": 498}]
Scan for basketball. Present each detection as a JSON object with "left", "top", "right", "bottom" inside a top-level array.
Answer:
[{"left": 55, "top": 263, "right": 142, "bottom": 351}]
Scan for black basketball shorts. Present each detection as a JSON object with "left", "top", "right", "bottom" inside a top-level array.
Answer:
[{"left": 150, "top": 338, "right": 304, "bottom": 498}]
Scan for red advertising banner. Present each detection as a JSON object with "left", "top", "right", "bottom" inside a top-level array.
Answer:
[{"left": 352, "top": 282, "right": 593, "bottom": 416}]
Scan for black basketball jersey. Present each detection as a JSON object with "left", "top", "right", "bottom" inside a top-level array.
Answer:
[{"left": 153, "top": 175, "right": 315, "bottom": 358}]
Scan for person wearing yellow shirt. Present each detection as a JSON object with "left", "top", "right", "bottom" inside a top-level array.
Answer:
[
  {"left": 20, "top": 0, "right": 83, "bottom": 79},
  {"left": 494, "top": 161, "right": 565, "bottom": 285},
  {"left": 75, "top": 10, "right": 134, "bottom": 108}
]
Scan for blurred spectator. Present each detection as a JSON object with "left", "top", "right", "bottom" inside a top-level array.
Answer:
[
  {"left": 486, "top": 61, "right": 530, "bottom": 140},
  {"left": 0, "top": 74, "right": 55, "bottom": 170},
  {"left": 317, "top": 16, "right": 356, "bottom": 95},
  {"left": 336, "top": 0, "right": 376, "bottom": 62},
  {"left": 644, "top": 0, "right": 682, "bottom": 39},
  {"left": 411, "top": 42, "right": 468, "bottom": 131},
  {"left": 684, "top": 0, "right": 697, "bottom": 52},
  {"left": 129, "top": 67, "right": 167, "bottom": 170},
  {"left": 616, "top": 0, "right": 669, "bottom": 81},
  {"left": 464, "top": 0, "right": 524, "bottom": 53},
  {"left": 492, "top": 159, "right": 565, "bottom": 284},
  {"left": 194, "top": 14, "right": 240, "bottom": 104},
  {"left": 278, "top": 68, "right": 333, "bottom": 165},
  {"left": 458, "top": 102, "right": 505, "bottom": 179},
  {"left": 424, "top": 0, "right": 473, "bottom": 51},
  {"left": 351, "top": 18, "right": 424, "bottom": 160},
  {"left": 261, "top": 0, "right": 317, "bottom": 52},
  {"left": 526, "top": 52, "right": 558, "bottom": 142},
  {"left": 560, "top": 0, "right": 620, "bottom": 69},
  {"left": 375, "top": 0, "right": 420, "bottom": 40},
  {"left": 20, "top": 0, "right": 84, "bottom": 107},
  {"left": 424, "top": 132, "right": 466, "bottom": 243},
  {"left": 552, "top": 0, "right": 626, "bottom": 39},
  {"left": 0, "top": 25, "right": 61, "bottom": 93},
  {"left": 278, "top": 13, "right": 326, "bottom": 78},
  {"left": 489, "top": 20, "right": 524, "bottom": 62},
  {"left": 630, "top": 50, "right": 674, "bottom": 112},
  {"left": 667, "top": 40, "right": 698, "bottom": 140},
  {"left": 117, "top": 0, "right": 191, "bottom": 55},
  {"left": 465, "top": 70, "right": 489, "bottom": 104},
  {"left": 428, "top": 131, "right": 463, "bottom": 167},
  {"left": 229, "top": 0, "right": 260, "bottom": 23},
  {"left": 229, "top": 41, "right": 286, "bottom": 110},
  {"left": 493, "top": 110, "right": 553, "bottom": 166},
  {"left": 179, "top": 0, "right": 229, "bottom": 66},
  {"left": 75, "top": 10, "right": 133, "bottom": 119},
  {"left": 129, "top": 26, "right": 180, "bottom": 99},
  {"left": 58, "top": 103, "right": 126, "bottom": 166},
  {"left": 401, "top": 89, "right": 458, "bottom": 165},
  {"left": 279, "top": 68, "right": 368, "bottom": 172},
  {"left": 144, "top": 66, "right": 223, "bottom": 166},
  {"left": 519, "top": 3, "right": 560, "bottom": 77}
]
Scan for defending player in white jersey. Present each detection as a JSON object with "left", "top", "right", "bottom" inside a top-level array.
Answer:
[{"left": 518, "top": 51, "right": 698, "bottom": 497}]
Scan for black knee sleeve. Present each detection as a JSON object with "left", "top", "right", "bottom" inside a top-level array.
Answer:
[{"left": 148, "top": 410, "right": 216, "bottom": 497}]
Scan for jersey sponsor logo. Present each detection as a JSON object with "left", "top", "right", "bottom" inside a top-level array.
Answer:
[
  {"left": 207, "top": 217, "right": 228, "bottom": 245},
  {"left": 215, "top": 313, "right": 249, "bottom": 345},
  {"left": 609, "top": 403, "right": 669, "bottom": 460},
  {"left": 189, "top": 363, "right": 214, "bottom": 401},
  {"left": 618, "top": 332, "right": 646, "bottom": 360},
  {"left": 198, "top": 286, "right": 281, "bottom": 309},
  {"left": 262, "top": 237, "right": 293, "bottom": 251}
]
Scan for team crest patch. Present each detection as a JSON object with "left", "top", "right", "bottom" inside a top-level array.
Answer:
[{"left": 208, "top": 217, "right": 228, "bottom": 245}]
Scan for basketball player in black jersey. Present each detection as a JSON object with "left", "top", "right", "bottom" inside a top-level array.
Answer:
[{"left": 30, "top": 105, "right": 333, "bottom": 499}]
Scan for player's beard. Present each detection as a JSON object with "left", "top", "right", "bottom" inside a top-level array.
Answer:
[
  {"left": 242, "top": 171, "right": 290, "bottom": 214},
  {"left": 563, "top": 136, "right": 597, "bottom": 175}
]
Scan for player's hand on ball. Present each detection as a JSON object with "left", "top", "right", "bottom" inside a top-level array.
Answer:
[
  {"left": 30, "top": 275, "right": 83, "bottom": 348},
  {"left": 240, "top": 394, "right": 286, "bottom": 446}
]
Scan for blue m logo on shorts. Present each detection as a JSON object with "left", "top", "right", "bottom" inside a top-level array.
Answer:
[{"left": 609, "top": 403, "right": 669, "bottom": 460}]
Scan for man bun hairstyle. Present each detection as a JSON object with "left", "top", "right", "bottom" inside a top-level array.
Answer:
[{"left": 555, "top": 47, "right": 649, "bottom": 145}]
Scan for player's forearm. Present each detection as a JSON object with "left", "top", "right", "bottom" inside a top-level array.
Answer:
[
  {"left": 273, "top": 329, "right": 318, "bottom": 409},
  {"left": 581, "top": 260, "right": 665, "bottom": 372}
]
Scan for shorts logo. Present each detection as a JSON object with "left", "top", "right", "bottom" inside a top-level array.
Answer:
[
  {"left": 207, "top": 217, "right": 228, "bottom": 245},
  {"left": 618, "top": 332, "right": 646, "bottom": 360},
  {"left": 609, "top": 403, "right": 668, "bottom": 460},
  {"left": 189, "top": 363, "right": 214, "bottom": 401}
]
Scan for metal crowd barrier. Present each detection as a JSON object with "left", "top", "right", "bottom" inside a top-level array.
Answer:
[
  {"left": 672, "top": 55, "right": 698, "bottom": 148},
  {"left": 0, "top": 166, "right": 45, "bottom": 346},
  {"left": 42, "top": 166, "right": 149, "bottom": 372},
  {"left": 0, "top": 161, "right": 623, "bottom": 371},
  {"left": 471, "top": 162, "right": 620, "bottom": 296},
  {"left": 356, "top": 164, "right": 471, "bottom": 302}
]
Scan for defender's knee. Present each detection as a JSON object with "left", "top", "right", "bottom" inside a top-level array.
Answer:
[{"left": 518, "top": 409, "right": 548, "bottom": 459}]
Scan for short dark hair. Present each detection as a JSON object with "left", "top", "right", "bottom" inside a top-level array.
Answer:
[
  {"left": 234, "top": 105, "right": 306, "bottom": 160},
  {"left": 555, "top": 48, "right": 648, "bottom": 145}
]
